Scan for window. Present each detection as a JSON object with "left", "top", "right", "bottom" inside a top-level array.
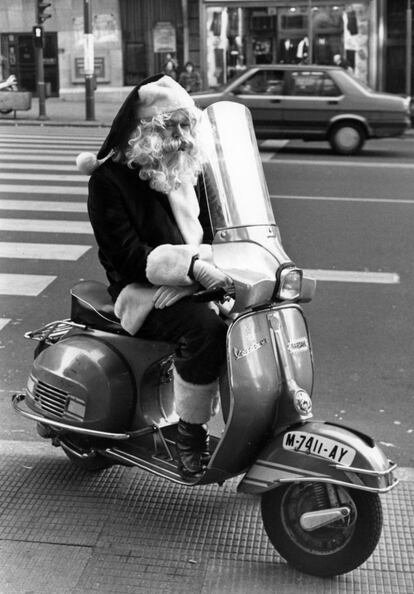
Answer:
[
  {"left": 288, "top": 71, "right": 340, "bottom": 97},
  {"left": 235, "top": 70, "right": 285, "bottom": 95}
]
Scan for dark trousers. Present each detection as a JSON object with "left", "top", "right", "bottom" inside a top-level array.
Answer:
[{"left": 137, "top": 298, "right": 228, "bottom": 385}]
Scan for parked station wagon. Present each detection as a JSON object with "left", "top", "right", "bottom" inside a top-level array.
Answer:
[{"left": 192, "top": 65, "right": 411, "bottom": 155}]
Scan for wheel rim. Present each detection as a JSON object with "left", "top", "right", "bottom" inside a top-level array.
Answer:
[
  {"left": 280, "top": 483, "right": 357, "bottom": 555},
  {"left": 335, "top": 126, "right": 360, "bottom": 151}
]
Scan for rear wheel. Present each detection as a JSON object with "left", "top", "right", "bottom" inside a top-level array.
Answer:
[
  {"left": 329, "top": 122, "right": 365, "bottom": 155},
  {"left": 261, "top": 482, "right": 382, "bottom": 577}
]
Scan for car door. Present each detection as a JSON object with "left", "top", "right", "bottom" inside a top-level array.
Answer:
[
  {"left": 282, "top": 70, "right": 343, "bottom": 137},
  {"left": 230, "top": 68, "right": 287, "bottom": 138}
]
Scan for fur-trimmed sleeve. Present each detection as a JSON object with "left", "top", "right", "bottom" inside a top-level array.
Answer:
[{"left": 145, "top": 244, "right": 196, "bottom": 286}]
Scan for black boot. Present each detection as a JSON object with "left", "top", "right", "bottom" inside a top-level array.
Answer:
[{"left": 176, "top": 419, "right": 210, "bottom": 477}]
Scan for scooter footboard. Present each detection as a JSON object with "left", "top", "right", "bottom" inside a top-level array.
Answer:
[{"left": 238, "top": 420, "right": 398, "bottom": 494}]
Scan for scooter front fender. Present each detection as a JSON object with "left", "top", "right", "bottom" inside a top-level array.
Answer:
[{"left": 238, "top": 420, "right": 398, "bottom": 495}]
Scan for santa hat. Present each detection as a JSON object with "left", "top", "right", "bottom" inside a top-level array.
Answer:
[{"left": 76, "top": 73, "right": 196, "bottom": 176}]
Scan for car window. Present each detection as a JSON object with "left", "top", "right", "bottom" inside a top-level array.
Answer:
[
  {"left": 234, "top": 70, "right": 285, "bottom": 95},
  {"left": 288, "top": 71, "right": 341, "bottom": 97}
]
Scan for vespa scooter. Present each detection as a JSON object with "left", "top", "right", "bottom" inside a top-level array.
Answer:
[{"left": 12, "top": 102, "right": 398, "bottom": 577}]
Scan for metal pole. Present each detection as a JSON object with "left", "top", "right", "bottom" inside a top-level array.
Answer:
[
  {"left": 406, "top": 0, "right": 412, "bottom": 96},
  {"left": 84, "top": 0, "right": 95, "bottom": 121},
  {"left": 35, "top": 34, "right": 48, "bottom": 120},
  {"left": 181, "top": 0, "right": 189, "bottom": 65},
  {"left": 308, "top": 0, "right": 313, "bottom": 64}
]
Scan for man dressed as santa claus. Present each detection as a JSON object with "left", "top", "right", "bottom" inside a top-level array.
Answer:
[{"left": 76, "top": 74, "right": 231, "bottom": 478}]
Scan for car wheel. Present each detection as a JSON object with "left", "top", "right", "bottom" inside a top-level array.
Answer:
[{"left": 329, "top": 122, "right": 365, "bottom": 155}]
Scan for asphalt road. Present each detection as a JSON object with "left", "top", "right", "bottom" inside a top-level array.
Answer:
[{"left": 0, "top": 129, "right": 413, "bottom": 468}]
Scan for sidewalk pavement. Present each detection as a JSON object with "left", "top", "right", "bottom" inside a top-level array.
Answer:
[
  {"left": 0, "top": 438, "right": 413, "bottom": 594},
  {"left": 0, "top": 95, "right": 120, "bottom": 128}
]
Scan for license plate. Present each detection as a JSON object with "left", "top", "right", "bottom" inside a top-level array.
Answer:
[{"left": 283, "top": 431, "right": 356, "bottom": 466}]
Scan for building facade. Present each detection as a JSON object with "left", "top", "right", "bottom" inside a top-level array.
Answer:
[{"left": 0, "top": 0, "right": 412, "bottom": 98}]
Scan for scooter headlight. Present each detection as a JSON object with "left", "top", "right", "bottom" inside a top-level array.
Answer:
[{"left": 277, "top": 267, "right": 302, "bottom": 301}]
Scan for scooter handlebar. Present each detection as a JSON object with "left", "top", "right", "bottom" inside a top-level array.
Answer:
[{"left": 192, "top": 287, "right": 229, "bottom": 302}]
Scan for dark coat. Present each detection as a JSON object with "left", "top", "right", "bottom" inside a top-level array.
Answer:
[{"left": 87, "top": 159, "right": 211, "bottom": 301}]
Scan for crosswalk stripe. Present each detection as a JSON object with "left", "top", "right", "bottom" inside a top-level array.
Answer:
[
  {"left": 0, "top": 134, "right": 104, "bottom": 141},
  {"left": 0, "top": 184, "right": 86, "bottom": 195},
  {"left": 0, "top": 138, "right": 103, "bottom": 146},
  {"left": 0, "top": 273, "right": 56, "bottom": 296},
  {"left": 0, "top": 172, "right": 85, "bottom": 182},
  {"left": 0, "top": 242, "right": 90, "bottom": 260},
  {"left": 0, "top": 148, "right": 97, "bottom": 156},
  {"left": 0, "top": 218, "right": 92, "bottom": 234},
  {"left": 0, "top": 200, "right": 86, "bottom": 212},
  {"left": 304, "top": 269, "right": 400, "bottom": 284},
  {"left": 0, "top": 154, "right": 79, "bottom": 162},
  {"left": 0, "top": 163, "right": 80, "bottom": 171},
  {"left": 0, "top": 318, "right": 11, "bottom": 331}
]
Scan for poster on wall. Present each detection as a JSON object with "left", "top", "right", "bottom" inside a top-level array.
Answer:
[{"left": 153, "top": 22, "right": 176, "bottom": 54}]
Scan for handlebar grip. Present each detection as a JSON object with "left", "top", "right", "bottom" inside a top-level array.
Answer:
[{"left": 192, "top": 287, "right": 227, "bottom": 302}]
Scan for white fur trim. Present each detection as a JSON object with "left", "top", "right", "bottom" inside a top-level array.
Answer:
[
  {"left": 76, "top": 149, "right": 114, "bottom": 176},
  {"left": 173, "top": 368, "right": 219, "bottom": 424},
  {"left": 114, "top": 283, "right": 157, "bottom": 335},
  {"left": 199, "top": 244, "right": 213, "bottom": 263},
  {"left": 146, "top": 244, "right": 195, "bottom": 286},
  {"left": 168, "top": 183, "right": 203, "bottom": 246},
  {"left": 76, "top": 152, "right": 99, "bottom": 175},
  {"left": 138, "top": 76, "right": 195, "bottom": 119}
]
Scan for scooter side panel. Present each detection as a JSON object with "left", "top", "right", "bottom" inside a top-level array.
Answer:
[
  {"left": 206, "top": 304, "right": 314, "bottom": 479},
  {"left": 238, "top": 420, "right": 397, "bottom": 494},
  {"left": 26, "top": 328, "right": 175, "bottom": 432},
  {"left": 206, "top": 308, "right": 283, "bottom": 477},
  {"left": 26, "top": 332, "right": 135, "bottom": 432}
]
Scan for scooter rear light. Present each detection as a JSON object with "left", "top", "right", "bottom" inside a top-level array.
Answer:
[{"left": 277, "top": 267, "right": 302, "bottom": 301}]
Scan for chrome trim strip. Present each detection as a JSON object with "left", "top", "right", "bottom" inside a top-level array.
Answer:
[
  {"left": 332, "top": 461, "right": 398, "bottom": 476},
  {"left": 277, "top": 475, "right": 399, "bottom": 494},
  {"left": 59, "top": 439, "right": 91, "bottom": 459},
  {"left": 254, "top": 459, "right": 327, "bottom": 478},
  {"left": 12, "top": 393, "right": 131, "bottom": 440}
]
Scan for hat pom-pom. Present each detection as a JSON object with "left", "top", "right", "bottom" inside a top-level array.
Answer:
[{"left": 76, "top": 151, "right": 99, "bottom": 175}]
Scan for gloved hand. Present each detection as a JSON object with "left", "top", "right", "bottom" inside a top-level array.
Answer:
[
  {"left": 192, "top": 259, "right": 233, "bottom": 290},
  {"left": 153, "top": 284, "right": 197, "bottom": 309}
]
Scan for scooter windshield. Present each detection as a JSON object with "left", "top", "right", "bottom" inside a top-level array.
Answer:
[{"left": 199, "top": 102, "right": 275, "bottom": 233}]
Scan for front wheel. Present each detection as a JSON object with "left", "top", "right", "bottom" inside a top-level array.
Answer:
[
  {"left": 261, "top": 482, "right": 382, "bottom": 577},
  {"left": 329, "top": 122, "right": 365, "bottom": 155}
]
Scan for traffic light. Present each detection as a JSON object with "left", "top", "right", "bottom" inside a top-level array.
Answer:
[
  {"left": 33, "top": 25, "right": 43, "bottom": 49},
  {"left": 36, "top": 1, "right": 52, "bottom": 25}
]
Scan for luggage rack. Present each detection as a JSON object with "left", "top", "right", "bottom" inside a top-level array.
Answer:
[{"left": 24, "top": 319, "right": 87, "bottom": 344}]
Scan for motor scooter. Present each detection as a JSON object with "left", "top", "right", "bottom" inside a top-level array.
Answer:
[{"left": 12, "top": 102, "right": 398, "bottom": 577}]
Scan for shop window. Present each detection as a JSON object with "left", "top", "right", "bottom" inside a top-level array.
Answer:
[
  {"left": 250, "top": 14, "right": 275, "bottom": 33},
  {"left": 288, "top": 71, "right": 340, "bottom": 97},
  {"left": 280, "top": 14, "right": 307, "bottom": 32}
]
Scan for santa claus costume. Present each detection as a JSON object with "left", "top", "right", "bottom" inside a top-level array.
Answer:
[{"left": 76, "top": 74, "right": 230, "bottom": 477}]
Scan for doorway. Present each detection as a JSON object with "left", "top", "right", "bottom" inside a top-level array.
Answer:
[{"left": 1, "top": 32, "right": 59, "bottom": 96}]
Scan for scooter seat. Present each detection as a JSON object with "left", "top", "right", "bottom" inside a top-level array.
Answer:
[{"left": 70, "top": 280, "right": 127, "bottom": 334}]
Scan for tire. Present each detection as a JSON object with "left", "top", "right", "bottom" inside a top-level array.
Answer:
[
  {"left": 0, "top": 109, "right": 12, "bottom": 114},
  {"left": 261, "top": 482, "right": 383, "bottom": 577},
  {"left": 61, "top": 437, "right": 113, "bottom": 472},
  {"left": 329, "top": 122, "right": 365, "bottom": 155}
]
